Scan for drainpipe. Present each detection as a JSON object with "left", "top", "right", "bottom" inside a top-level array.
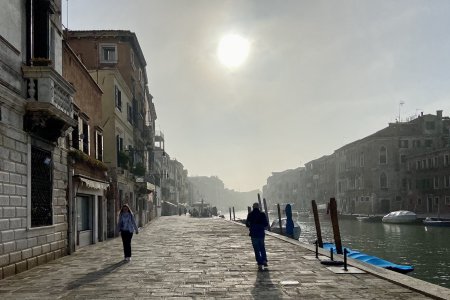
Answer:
[{"left": 67, "top": 158, "right": 75, "bottom": 254}]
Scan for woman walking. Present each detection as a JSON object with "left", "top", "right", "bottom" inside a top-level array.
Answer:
[{"left": 117, "top": 204, "right": 139, "bottom": 262}]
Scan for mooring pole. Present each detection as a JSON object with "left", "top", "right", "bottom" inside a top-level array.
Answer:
[
  {"left": 229, "top": 207, "right": 232, "bottom": 220},
  {"left": 277, "top": 203, "right": 283, "bottom": 235},
  {"left": 232, "top": 207, "right": 236, "bottom": 221},
  {"left": 247, "top": 206, "right": 251, "bottom": 214},
  {"left": 312, "top": 200, "right": 323, "bottom": 247},
  {"left": 329, "top": 198, "right": 343, "bottom": 254},
  {"left": 344, "top": 248, "right": 348, "bottom": 271},
  {"left": 315, "top": 240, "right": 319, "bottom": 258},
  {"left": 257, "top": 193, "right": 262, "bottom": 208},
  {"left": 263, "top": 198, "right": 271, "bottom": 231}
]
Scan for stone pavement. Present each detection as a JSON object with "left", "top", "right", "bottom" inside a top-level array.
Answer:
[{"left": 0, "top": 216, "right": 444, "bottom": 299}]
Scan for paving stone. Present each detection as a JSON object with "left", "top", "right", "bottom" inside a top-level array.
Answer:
[{"left": 0, "top": 216, "right": 442, "bottom": 299}]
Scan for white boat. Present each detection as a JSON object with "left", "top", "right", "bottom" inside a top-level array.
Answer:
[
  {"left": 382, "top": 210, "right": 417, "bottom": 224},
  {"left": 270, "top": 218, "right": 301, "bottom": 239}
]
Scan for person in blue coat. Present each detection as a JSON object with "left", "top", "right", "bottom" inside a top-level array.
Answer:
[
  {"left": 117, "top": 204, "right": 139, "bottom": 262},
  {"left": 246, "top": 202, "right": 269, "bottom": 270}
]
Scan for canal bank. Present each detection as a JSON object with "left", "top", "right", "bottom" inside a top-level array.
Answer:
[
  {"left": 235, "top": 209, "right": 450, "bottom": 289},
  {"left": 0, "top": 216, "right": 448, "bottom": 299}
]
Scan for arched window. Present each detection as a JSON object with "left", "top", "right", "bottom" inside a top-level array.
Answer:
[
  {"left": 379, "top": 146, "right": 387, "bottom": 164},
  {"left": 380, "top": 172, "right": 387, "bottom": 189}
]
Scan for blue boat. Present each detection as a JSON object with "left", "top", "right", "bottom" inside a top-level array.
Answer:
[{"left": 322, "top": 242, "right": 414, "bottom": 274}]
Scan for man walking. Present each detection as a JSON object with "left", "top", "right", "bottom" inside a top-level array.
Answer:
[{"left": 246, "top": 202, "right": 269, "bottom": 271}]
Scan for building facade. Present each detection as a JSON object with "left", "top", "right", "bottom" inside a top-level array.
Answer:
[
  {"left": 0, "top": 0, "right": 73, "bottom": 278},
  {"left": 66, "top": 30, "right": 156, "bottom": 236}
]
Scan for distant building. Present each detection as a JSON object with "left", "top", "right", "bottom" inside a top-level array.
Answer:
[{"left": 263, "top": 110, "right": 450, "bottom": 216}]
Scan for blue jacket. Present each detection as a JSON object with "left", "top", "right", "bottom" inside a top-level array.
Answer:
[{"left": 246, "top": 208, "right": 268, "bottom": 238}]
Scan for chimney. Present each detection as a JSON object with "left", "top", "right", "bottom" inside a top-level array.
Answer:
[{"left": 437, "top": 110, "right": 443, "bottom": 119}]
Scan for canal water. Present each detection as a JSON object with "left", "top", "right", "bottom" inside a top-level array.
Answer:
[{"left": 235, "top": 210, "right": 450, "bottom": 289}]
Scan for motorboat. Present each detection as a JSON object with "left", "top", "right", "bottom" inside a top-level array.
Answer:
[
  {"left": 270, "top": 218, "right": 301, "bottom": 239},
  {"left": 423, "top": 217, "right": 450, "bottom": 227},
  {"left": 382, "top": 210, "right": 417, "bottom": 224},
  {"left": 322, "top": 243, "right": 414, "bottom": 274}
]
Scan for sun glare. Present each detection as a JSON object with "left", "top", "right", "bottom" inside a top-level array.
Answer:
[{"left": 217, "top": 34, "right": 250, "bottom": 68}]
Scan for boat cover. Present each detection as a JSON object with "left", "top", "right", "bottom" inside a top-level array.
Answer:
[{"left": 322, "top": 242, "right": 414, "bottom": 274}]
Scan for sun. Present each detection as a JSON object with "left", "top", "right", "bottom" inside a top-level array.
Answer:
[{"left": 217, "top": 34, "right": 250, "bottom": 68}]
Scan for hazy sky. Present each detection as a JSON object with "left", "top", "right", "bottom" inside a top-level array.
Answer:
[{"left": 64, "top": 0, "right": 450, "bottom": 192}]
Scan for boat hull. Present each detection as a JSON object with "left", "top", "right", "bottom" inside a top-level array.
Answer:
[{"left": 382, "top": 210, "right": 417, "bottom": 224}]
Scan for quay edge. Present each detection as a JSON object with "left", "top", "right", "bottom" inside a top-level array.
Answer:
[{"left": 229, "top": 219, "right": 450, "bottom": 300}]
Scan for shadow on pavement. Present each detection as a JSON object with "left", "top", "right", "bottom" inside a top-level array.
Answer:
[
  {"left": 67, "top": 260, "right": 127, "bottom": 290},
  {"left": 251, "top": 269, "right": 283, "bottom": 299}
]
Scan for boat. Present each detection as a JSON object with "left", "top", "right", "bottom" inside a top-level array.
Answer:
[
  {"left": 382, "top": 210, "right": 417, "bottom": 224},
  {"left": 270, "top": 218, "right": 301, "bottom": 239},
  {"left": 322, "top": 243, "right": 414, "bottom": 274},
  {"left": 356, "top": 215, "right": 381, "bottom": 222},
  {"left": 423, "top": 217, "right": 450, "bottom": 227}
]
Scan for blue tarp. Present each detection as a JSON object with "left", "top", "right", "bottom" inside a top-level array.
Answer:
[{"left": 322, "top": 242, "right": 414, "bottom": 274}]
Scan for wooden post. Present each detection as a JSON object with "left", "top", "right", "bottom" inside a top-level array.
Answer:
[
  {"left": 263, "top": 198, "right": 271, "bottom": 231},
  {"left": 229, "top": 207, "right": 232, "bottom": 220},
  {"left": 277, "top": 203, "right": 283, "bottom": 235},
  {"left": 329, "top": 198, "right": 343, "bottom": 254},
  {"left": 311, "top": 200, "right": 323, "bottom": 247},
  {"left": 257, "top": 193, "right": 262, "bottom": 208},
  {"left": 232, "top": 207, "right": 236, "bottom": 221},
  {"left": 247, "top": 206, "right": 251, "bottom": 214}
]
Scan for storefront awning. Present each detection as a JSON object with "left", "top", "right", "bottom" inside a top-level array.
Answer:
[{"left": 75, "top": 175, "right": 109, "bottom": 190}]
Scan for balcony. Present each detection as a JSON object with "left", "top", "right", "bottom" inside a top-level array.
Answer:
[{"left": 22, "top": 65, "right": 76, "bottom": 142}]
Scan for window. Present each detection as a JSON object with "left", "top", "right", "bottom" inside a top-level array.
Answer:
[
  {"left": 423, "top": 159, "right": 427, "bottom": 169},
  {"left": 31, "top": 147, "right": 53, "bottom": 227},
  {"left": 72, "top": 114, "right": 80, "bottom": 149},
  {"left": 100, "top": 44, "right": 117, "bottom": 63},
  {"left": 380, "top": 172, "right": 387, "bottom": 189},
  {"left": 399, "top": 140, "right": 409, "bottom": 148},
  {"left": 434, "top": 157, "right": 438, "bottom": 167},
  {"left": 434, "top": 176, "right": 439, "bottom": 189},
  {"left": 360, "top": 153, "right": 364, "bottom": 167},
  {"left": 82, "top": 120, "right": 89, "bottom": 155},
  {"left": 426, "top": 121, "right": 435, "bottom": 130},
  {"left": 445, "top": 175, "right": 450, "bottom": 188},
  {"left": 96, "top": 131, "right": 103, "bottom": 161},
  {"left": 115, "top": 86, "right": 122, "bottom": 111},
  {"left": 127, "top": 103, "right": 133, "bottom": 123},
  {"left": 379, "top": 146, "right": 387, "bottom": 164},
  {"left": 400, "top": 155, "right": 406, "bottom": 163},
  {"left": 425, "top": 139, "right": 433, "bottom": 147},
  {"left": 435, "top": 197, "right": 439, "bottom": 205},
  {"left": 428, "top": 158, "right": 433, "bottom": 168},
  {"left": 130, "top": 51, "right": 135, "bottom": 69},
  {"left": 445, "top": 154, "right": 449, "bottom": 166},
  {"left": 116, "top": 134, "right": 124, "bottom": 164}
]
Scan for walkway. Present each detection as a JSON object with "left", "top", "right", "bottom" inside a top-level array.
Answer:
[{"left": 0, "top": 216, "right": 447, "bottom": 299}]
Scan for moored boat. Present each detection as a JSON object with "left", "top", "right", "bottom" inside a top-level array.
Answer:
[
  {"left": 270, "top": 218, "right": 301, "bottom": 239},
  {"left": 423, "top": 217, "right": 450, "bottom": 227},
  {"left": 382, "top": 210, "right": 417, "bottom": 224},
  {"left": 322, "top": 243, "right": 414, "bottom": 274},
  {"left": 356, "top": 215, "right": 381, "bottom": 222}
]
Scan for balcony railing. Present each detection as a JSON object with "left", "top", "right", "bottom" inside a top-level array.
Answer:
[{"left": 22, "top": 65, "right": 74, "bottom": 118}]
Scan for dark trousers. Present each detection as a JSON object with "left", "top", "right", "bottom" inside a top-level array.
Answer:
[
  {"left": 251, "top": 237, "right": 267, "bottom": 265},
  {"left": 121, "top": 231, "right": 133, "bottom": 258}
]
